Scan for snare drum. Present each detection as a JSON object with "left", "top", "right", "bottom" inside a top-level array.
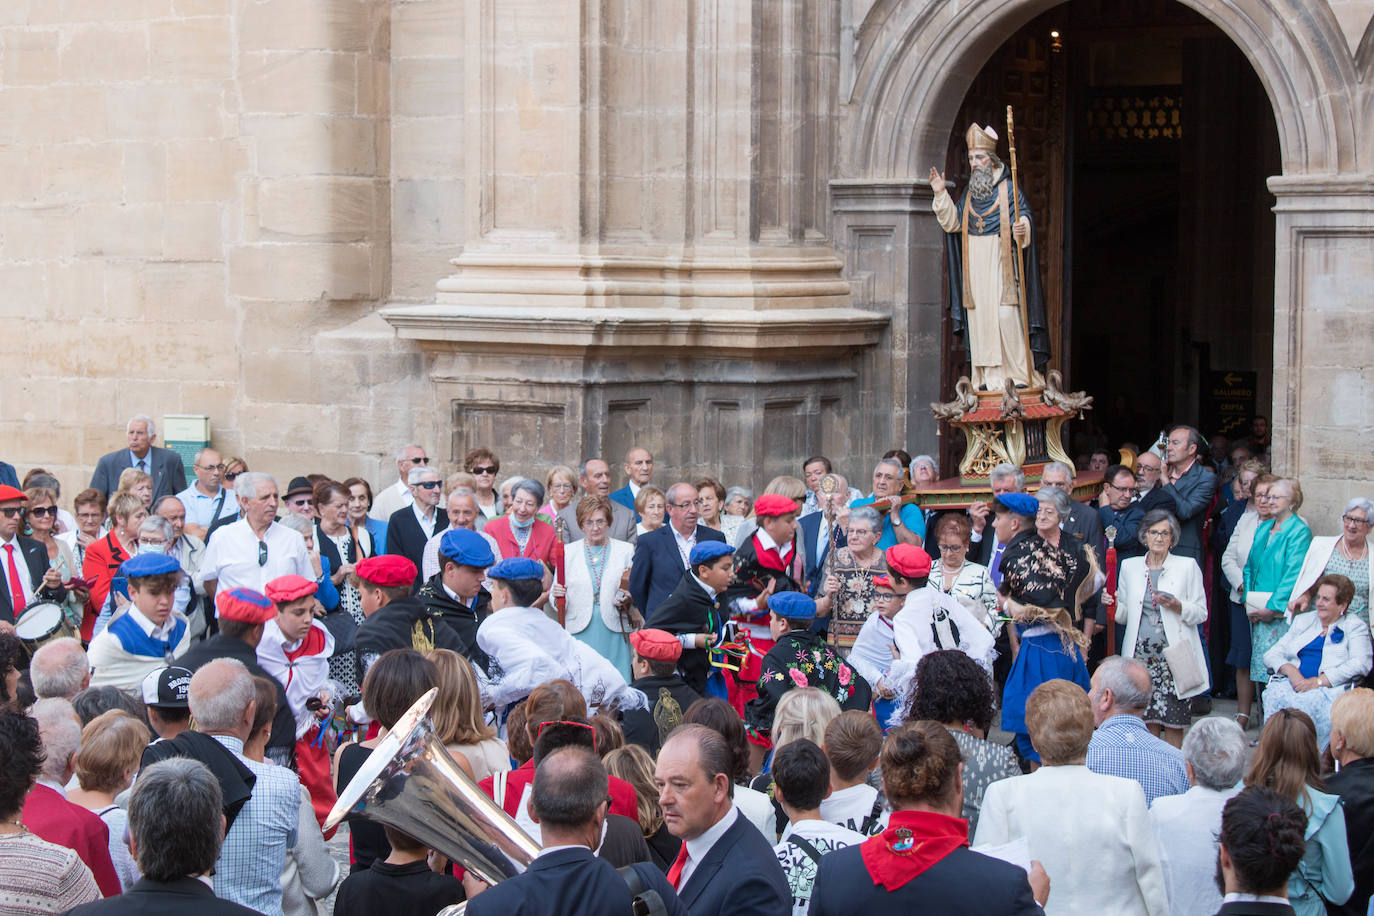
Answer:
[{"left": 14, "top": 600, "right": 77, "bottom": 659}]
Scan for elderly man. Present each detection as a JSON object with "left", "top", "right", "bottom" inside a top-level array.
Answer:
[
  {"left": 630, "top": 482, "right": 726, "bottom": 618},
  {"left": 609, "top": 447, "right": 655, "bottom": 520},
  {"left": 557, "top": 458, "right": 636, "bottom": 543},
  {"left": 1149, "top": 717, "right": 1247, "bottom": 916},
  {"left": 89, "top": 414, "right": 188, "bottom": 502},
  {"left": 0, "top": 483, "right": 67, "bottom": 624},
  {"left": 968, "top": 462, "right": 1026, "bottom": 580},
  {"left": 154, "top": 496, "right": 210, "bottom": 637},
  {"left": 420, "top": 486, "right": 501, "bottom": 582},
  {"left": 654, "top": 724, "right": 790, "bottom": 915},
  {"left": 369, "top": 444, "right": 429, "bottom": 523},
  {"left": 1162, "top": 425, "right": 1218, "bottom": 563},
  {"left": 1085, "top": 656, "right": 1189, "bottom": 804},
  {"left": 850, "top": 458, "right": 925, "bottom": 549},
  {"left": 65, "top": 758, "right": 262, "bottom": 916},
  {"left": 30, "top": 637, "right": 89, "bottom": 700},
  {"left": 190, "top": 658, "right": 301, "bottom": 916},
  {"left": 23, "top": 698, "right": 122, "bottom": 896},
  {"left": 175, "top": 448, "right": 238, "bottom": 540},
  {"left": 195, "top": 473, "right": 312, "bottom": 600},
  {"left": 1098, "top": 463, "right": 1147, "bottom": 560},
  {"left": 418, "top": 528, "right": 496, "bottom": 671},
  {"left": 465, "top": 747, "right": 685, "bottom": 916},
  {"left": 797, "top": 473, "right": 850, "bottom": 598},
  {"left": 385, "top": 466, "right": 447, "bottom": 587}
]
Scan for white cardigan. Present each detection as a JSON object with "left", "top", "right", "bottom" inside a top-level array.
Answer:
[
  {"left": 1220, "top": 507, "right": 1259, "bottom": 601},
  {"left": 974, "top": 765, "right": 1169, "bottom": 916},
  {"left": 1289, "top": 534, "right": 1374, "bottom": 612},
  {"left": 1113, "top": 553, "right": 1210, "bottom": 699},
  {"left": 1262, "top": 610, "right": 1372, "bottom": 687},
  {"left": 562, "top": 538, "right": 635, "bottom": 634}
]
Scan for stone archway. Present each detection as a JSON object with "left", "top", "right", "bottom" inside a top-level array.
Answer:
[{"left": 830, "top": 0, "right": 1374, "bottom": 523}]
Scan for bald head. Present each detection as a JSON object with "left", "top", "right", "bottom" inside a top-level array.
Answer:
[
  {"left": 188, "top": 659, "right": 255, "bottom": 738},
  {"left": 30, "top": 638, "right": 89, "bottom": 700}
]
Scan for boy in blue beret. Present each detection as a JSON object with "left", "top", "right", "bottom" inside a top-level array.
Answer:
[
  {"left": 644, "top": 541, "right": 735, "bottom": 696},
  {"left": 86, "top": 553, "right": 190, "bottom": 692},
  {"left": 744, "top": 592, "right": 871, "bottom": 740}
]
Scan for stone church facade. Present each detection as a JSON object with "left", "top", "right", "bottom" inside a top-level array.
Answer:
[{"left": 1, "top": 0, "right": 1370, "bottom": 529}]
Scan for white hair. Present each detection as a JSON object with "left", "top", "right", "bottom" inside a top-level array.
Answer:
[
  {"left": 408, "top": 465, "right": 439, "bottom": 485},
  {"left": 1095, "top": 656, "right": 1150, "bottom": 711},
  {"left": 1182, "top": 717, "right": 1248, "bottom": 790},
  {"left": 279, "top": 513, "right": 313, "bottom": 537},
  {"left": 395, "top": 444, "right": 424, "bottom": 462},
  {"left": 187, "top": 659, "right": 254, "bottom": 733},
  {"left": 32, "top": 698, "right": 83, "bottom": 781},
  {"left": 1344, "top": 497, "right": 1374, "bottom": 521},
  {"left": 873, "top": 457, "right": 904, "bottom": 477},
  {"left": 127, "top": 414, "right": 156, "bottom": 438},
  {"left": 30, "top": 639, "right": 89, "bottom": 700},
  {"left": 1043, "top": 461, "right": 1075, "bottom": 482},
  {"left": 138, "top": 516, "right": 175, "bottom": 542},
  {"left": 233, "top": 472, "right": 276, "bottom": 502},
  {"left": 990, "top": 462, "right": 1025, "bottom": 490},
  {"left": 911, "top": 455, "right": 938, "bottom": 473}
]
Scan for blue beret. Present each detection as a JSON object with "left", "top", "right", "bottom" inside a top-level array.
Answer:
[
  {"left": 995, "top": 492, "right": 1039, "bottom": 517},
  {"left": 119, "top": 553, "right": 181, "bottom": 578},
  {"left": 689, "top": 541, "right": 734, "bottom": 567},
  {"left": 487, "top": 557, "right": 545, "bottom": 582},
  {"left": 769, "top": 591, "right": 817, "bottom": 620},
  {"left": 439, "top": 528, "right": 495, "bottom": 568}
]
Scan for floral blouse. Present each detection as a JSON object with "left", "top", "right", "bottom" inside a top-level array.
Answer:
[{"left": 744, "top": 630, "right": 872, "bottom": 736}]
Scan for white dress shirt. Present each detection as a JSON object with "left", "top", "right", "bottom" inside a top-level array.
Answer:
[
  {"left": 194, "top": 519, "right": 312, "bottom": 594},
  {"left": 1150, "top": 783, "right": 1242, "bottom": 916},
  {"left": 0, "top": 534, "right": 36, "bottom": 607},
  {"left": 679, "top": 805, "right": 741, "bottom": 888},
  {"left": 411, "top": 501, "right": 441, "bottom": 538}
]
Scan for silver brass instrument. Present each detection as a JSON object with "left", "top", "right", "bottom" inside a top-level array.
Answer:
[{"left": 324, "top": 687, "right": 540, "bottom": 913}]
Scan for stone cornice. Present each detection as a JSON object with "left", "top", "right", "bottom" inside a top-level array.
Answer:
[
  {"left": 379, "top": 304, "right": 890, "bottom": 356},
  {"left": 1268, "top": 174, "right": 1374, "bottom": 212}
]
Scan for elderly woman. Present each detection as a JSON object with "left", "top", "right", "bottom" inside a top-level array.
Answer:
[
  {"left": 1244, "top": 476, "right": 1314, "bottom": 696},
  {"left": 1261, "top": 573, "right": 1372, "bottom": 750},
  {"left": 486, "top": 478, "right": 555, "bottom": 564},
  {"left": 1104, "top": 509, "right": 1209, "bottom": 747},
  {"left": 23, "top": 486, "right": 86, "bottom": 628},
  {"left": 552, "top": 494, "right": 638, "bottom": 679},
  {"left": 81, "top": 490, "right": 147, "bottom": 641},
  {"left": 817, "top": 505, "right": 887, "bottom": 649},
  {"left": 908, "top": 649, "right": 1020, "bottom": 836},
  {"left": 541, "top": 465, "right": 578, "bottom": 522},
  {"left": 911, "top": 454, "right": 939, "bottom": 486},
  {"left": 463, "top": 446, "right": 502, "bottom": 521},
  {"left": 929, "top": 513, "right": 998, "bottom": 631},
  {"left": 810, "top": 720, "right": 1048, "bottom": 914},
  {"left": 314, "top": 480, "right": 362, "bottom": 676},
  {"left": 1289, "top": 496, "right": 1373, "bottom": 626},
  {"left": 976, "top": 679, "right": 1167, "bottom": 915},
  {"left": 116, "top": 467, "right": 154, "bottom": 510},
  {"left": 342, "top": 476, "right": 386, "bottom": 556},
  {"left": 722, "top": 486, "right": 753, "bottom": 544},
  {"left": 68, "top": 709, "right": 151, "bottom": 891},
  {"left": 1222, "top": 469, "right": 1276, "bottom": 730},
  {"left": 694, "top": 477, "right": 728, "bottom": 532},
  {"left": 1245, "top": 708, "right": 1355, "bottom": 915},
  {"left": 634, "top": 485, "right": 666, "bottom": 537},
  {"left": 1326, "top": 688, "right": 1374, "bottom": 916}
]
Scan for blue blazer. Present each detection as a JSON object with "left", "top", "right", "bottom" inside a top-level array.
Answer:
[
  {"left": 465, "top": 846, "right": 688, "bottom": 916},
  {"left": 676, "top": 811, "right": 790, "bottom": 916},
  {"left": 89, "top": 446, "right": 188, "bottom": 502},
  {"left": 629, "top": 525, "right": 726, "bottom": 619},
  {"left": 808, "top": 843, "right": 1043, "bottom": 915},
  {"left": 610, "top": 485, "right": 639, "bottom": 520},
  {"left": 796, "top": 512, "right": 847, "bottom": 597}
]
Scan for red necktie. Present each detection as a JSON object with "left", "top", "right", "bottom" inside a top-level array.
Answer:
[
  {"left": 4, "top": 544, "right": 26, "bottom": 610},
  {"left": 666, "top": 843, "right": 689, "bottom": 889}
]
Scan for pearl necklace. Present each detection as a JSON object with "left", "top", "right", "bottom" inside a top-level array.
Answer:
[{"left": 1339, "top": 538, "right": 1368, "bottom": 561}]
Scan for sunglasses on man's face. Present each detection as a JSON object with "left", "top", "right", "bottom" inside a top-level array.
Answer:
[
  {"left": 0, "top": 507, "right": 23, "bottom": 518},
  {"left": 416, "top": 481, "right": 442, "bottom": 490},
  {"left": 409, "top": 457, "right": 430, "bottom": 465}
]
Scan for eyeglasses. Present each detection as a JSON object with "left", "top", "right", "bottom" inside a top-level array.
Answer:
[
  {"left": 0, "top": 507, "right": 22, "bottom": 518},
  {"left": 471, "top": 466, "right": 497, "bottom": 475},
  {"left": 1136, "top": 465, "right": 1161, "bottom": 475},
  {"left": 669, "top": 502, "right": 695, "bottom": 510},
  {"left": 408, "top": 456, "right": 430, "bottom": 465},
  {"left": 258, "top": 541, "right": 268, "bottom": 567},
  {"left": 1343, "top": 514, "right": 1372, "bottom": 526},
  {"left": 225, "top": 471, "right": 243, "bottom": 481},
  {"left": 1105, "top": 482, "right": 1138, "bottom": 494},
  {"left": 1145, "top": 529, "right": 1173, "bottom": 539},
  {"left": 583, "top": 518, "right": 609, "bottom": 528},
  {"left": 416, "top": 481, "right": 442, "bottom": 490},
  {"left": 27, "top": 506, "right": 58, "bottom": 518},
  {"left": 196, "top": 463, "right": 226, "bottom": 472},
  {"left": 937, "top": 543, "right": 967, "bottom": 552},
  {"left": 138, "top": 538, "right": 167, "bottom": 548},
  {"left": 550, "top": 482, "right": 575, "bottom": 491}
]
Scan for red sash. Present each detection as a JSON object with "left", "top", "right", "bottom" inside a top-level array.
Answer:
[
  {"left": 281, "top": 626, "right": 329, "bottom": 687},
  {"left": 859, "top": 810, "right": 969, "bottom": 891},
  {"left": 752, "top": 534, "right": 794, "bottom": 573}
]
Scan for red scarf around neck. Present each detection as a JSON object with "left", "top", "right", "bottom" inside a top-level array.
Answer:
[
  {"left": 752, "top": 533, "right": 794, "bottom": 573},
  {"left": 859, "top": 810, "right": 969, "bottom": 891}
]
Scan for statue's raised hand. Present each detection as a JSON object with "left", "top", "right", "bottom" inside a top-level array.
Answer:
[{"left": 929, "top": 166, "right": 946, "bottom": 194}]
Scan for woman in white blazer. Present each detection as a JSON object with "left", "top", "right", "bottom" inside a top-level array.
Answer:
[
  {"left": 1286, "top": 497, "right": 1373, "bottom": 624},
  {"left": 1105, "top": 509, "right": 1209, "bottom": 748},
  {"left": 1262, "top": 573, "right": 1372, "bottom": 750},
  {"left": 550, "top": 494, "right": 639, "bottom": 680}
]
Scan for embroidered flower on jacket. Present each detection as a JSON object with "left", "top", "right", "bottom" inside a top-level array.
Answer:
[{"left": 790, "top": 669, "right": 809, "bottom": 688}]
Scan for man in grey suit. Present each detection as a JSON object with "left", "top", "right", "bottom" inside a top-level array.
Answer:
[
  {"left": 89, "top": 414, "right": 188, "bottom": 502},
  {"left": 1163, "top": 425, "right": 1219, "bottom": 563},
  {"left": 556, "top": 458, "right": 637, "bottom": 544}
]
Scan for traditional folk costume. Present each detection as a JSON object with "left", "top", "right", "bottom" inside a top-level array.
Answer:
[
  {"left": 620, "top": 628, "right": 704, "bottom": 755},
  {"left": 644, "top": 541, "right": 734, "bottom": 697},
  {"left": 825, "top": 545, "right": 886, "bottom": 650},
  {"left": 258, "top": 574, "right": 338, "bottom": 830},
  {"left": 720, "top": 495, "right": 805, "bottom": 719},
  {"left": 745, "top": 593, "right": 871, "bottom": 742},
  {"left": 85, "top": 554, "right": 190, "bottom": 691},
  {"left": 350, "top": 555, "right": 471, "bottom": 687}
]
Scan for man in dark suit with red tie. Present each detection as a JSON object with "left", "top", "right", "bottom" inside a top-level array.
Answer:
[
  {"left": 0, "top": 485, "right": 68, "bottom": 625},
  {"left": 654, "top": 724, "right": 790, "bottom": 916}
]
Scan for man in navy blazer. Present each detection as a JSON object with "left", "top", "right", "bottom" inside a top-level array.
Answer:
[
  {"left": 1162, "top": 425, "right": 1219, "bottom": 562},
  {"left": 609, "top": 446, "right": 655, "bottom": 521},
  {"left": 656, "top": 724, "right": 790, "bottom": 916},
  {"left": 89, "top": 414, "right": 188, "bottom": 502},
  {"left": 466, "top": 747, "right": 687, "bottom": 916},
  {"left": 630, "top": 482, "right": 726, "bottom": 618}
]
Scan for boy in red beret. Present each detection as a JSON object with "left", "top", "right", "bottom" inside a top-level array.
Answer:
[
  {"left": 619, "top": 628, "right": 703, "bottom": 755},
  {"left": 350, "top": 555, "right": 470, "bottom": 687}
]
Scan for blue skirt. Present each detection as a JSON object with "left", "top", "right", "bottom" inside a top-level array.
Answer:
[
  {"left": 574, "top": 608, "right": 633, "bottom": 682},
  {"left": 1001, "top": 628, "right": 1090, "bottom": 736},
  {"left": 1225, "top": 600, "right": 1252, "bottom": 669}
]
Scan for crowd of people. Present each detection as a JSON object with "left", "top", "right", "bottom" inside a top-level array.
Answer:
[{"left": 0, "top": 412, "right": 1370, "bottom": 915}]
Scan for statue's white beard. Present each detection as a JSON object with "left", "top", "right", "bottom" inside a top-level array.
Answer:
[{"left": 969, "top": 164, "right": 997, "bottom": 201}]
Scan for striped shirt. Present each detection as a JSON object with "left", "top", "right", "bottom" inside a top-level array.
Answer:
[
  {"left": 210, "top": 735, "right": 301, "bottom": 916},
  {"left": 0, "top": 831, "right": 101, "bottom": 915}
]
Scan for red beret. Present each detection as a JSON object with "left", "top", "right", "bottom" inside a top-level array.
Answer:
[
  {"left": 872, "top": 574, "right": 892, "bottom": 590},
  {"left": 216, "top": 588, "right": 277, "bottom": 624},
  {"left": 629, "top": 628, "right": 682, "bottom": 663},
  {"left": 356, "top": 555, "right": 416, "bottom": 588},
  {"left": 885, "top": 544, "right": 932, "bottom": 578},
  {"left": 753, "top": 494, "right": 800, "bottom": 518},
  {"left": 0, "top": 484, "right": 26, "bottom": 502},
  {"left": 265, "top": 574, "right": 318, "bottom": 604}
]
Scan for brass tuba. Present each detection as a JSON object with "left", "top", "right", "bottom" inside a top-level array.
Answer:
[{"left": 324, "top": 687, "right": 540, "bottom": 911}]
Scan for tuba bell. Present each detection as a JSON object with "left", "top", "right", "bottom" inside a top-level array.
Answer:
[{"left": 324, "top": 687, "right": 540, "bottom": 911}]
